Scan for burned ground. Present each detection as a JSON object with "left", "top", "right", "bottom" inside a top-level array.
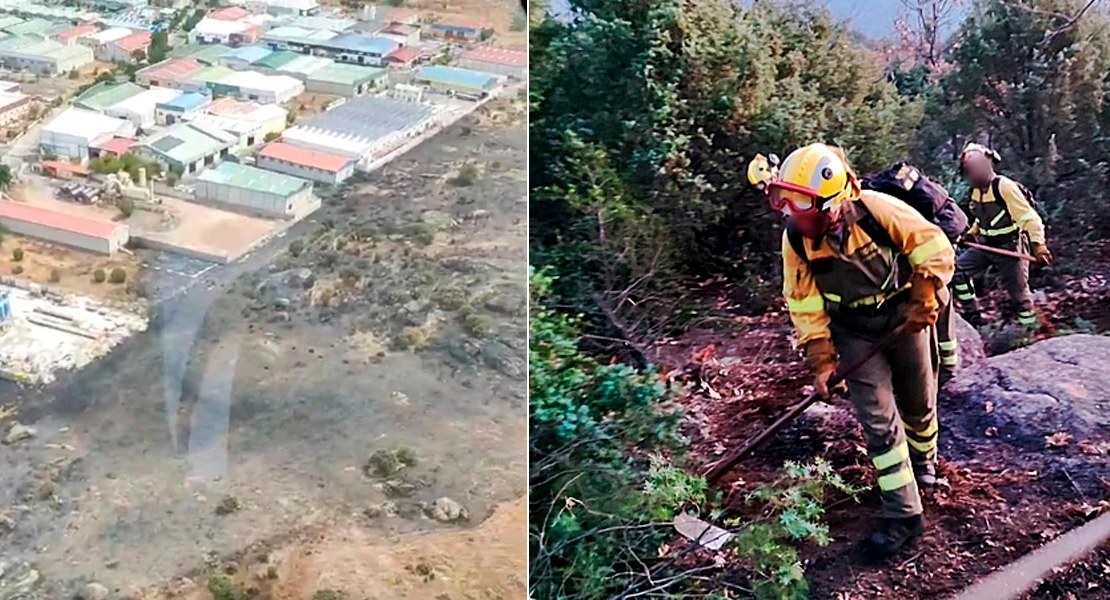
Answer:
[{"left": 0, "top": 100, "right": 526, "bottom": 599}]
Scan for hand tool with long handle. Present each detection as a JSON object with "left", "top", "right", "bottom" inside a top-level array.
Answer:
[
  {"left": 703, "top": 322, "right": 910, "bottom": 485},
  {"left": 961, "top": 241, "right": 1036, "bottom": 262}
]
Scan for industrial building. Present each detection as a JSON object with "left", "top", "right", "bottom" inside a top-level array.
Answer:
[
  {"left": 304, "top": 63, "right": 387, "bottom": 97},
  {"left": 54, "top": 23, "right": 97, "bottom": 45},
  {"left": 206, "top": 69, "right": 304, "bottom": 104},
  {"left": 104, "top": 86, "right": 183, "bottom": 129},
  {"left": 243, "top": 0, "right": 321, "bottom": 17},
  {"left": 221, "top": 44, "right": 272, "bottom": 70},
  {"left": 189, "top": 97, "right": 287, "bottom": 148},
  {"left": 170, "top": 43, "right": 233, "bottom": 65},
  {"left": 260, "top": 27, "right": 400, "bottom": 66},
  {"left": 383, "top": 45, "right": 420, "bottom": 69},
  {"left": 0, "top": 36, "right": 94, "bottom": 75},
  {"left": 103, "top": 31, "right": 152, "bottom": 63},
  {"left": 412, "top": 65, "right": 500, "bottom": 99},
  {"left": 74, "top": 81, "right": 146, "bottom": 112},
  {"left": 457, "top": 46, "right": 526, "bottom": 80},
  {"left": 0, "top": 90, "right": 33, "bottom": 126},
  {"left": 253, "top": 51, "right": 332, "bottom": 79},
  {"left": 131, "top": 122, "right": 237, "bottom": 175},
  {"left": 426, "top": 16, "right": 491, "bottom": 41},
  {"left": 187, "top": 14, "right": 262, "bottom": 46},
  {"left": 136, "top": 56, "right": 203, "bottom": 87},
  {"left": 194, "top": 161, "right": 315, "bottom": 218},
  {"left": 41, "top": 107, "right": 137, "bottom": 160},
  {"left": 256, "top": 141, "right": 354, "bottom": 185},
  {"left": 155, "top": 91, "right": 211, "bottom": 125},
  {"left": 281, "top": 95, "right": 438, "bottom": 170},
  {"left": 80, "top": 27, "right": 133, "bottom": 60},
  {"left": 0, "top": 200, "right": 130, "bottom": 255}
]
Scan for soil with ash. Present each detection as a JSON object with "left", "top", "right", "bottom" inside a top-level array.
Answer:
[{"left": 652, "top": 299, "right": 1108, "bottom": 599}]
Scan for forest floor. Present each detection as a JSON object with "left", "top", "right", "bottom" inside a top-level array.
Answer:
[{"left": 651, "top": 240, "right": 1110, "bottom": 599}]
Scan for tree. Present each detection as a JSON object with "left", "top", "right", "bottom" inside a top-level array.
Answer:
[
  {"left": 11, "top": 247, "right": 22, "bottom": 262},
  {"left": 182, "top": 9, "right": 205, "bottom": 32},
  {"left": 68, "top": 68, "right": 79, "bottom": 80},
  {"left": 264, "top": 131, "right": 281, "bottom": 142},
  {"left": 109, "top": 268, "right": 127, "bottom": 284},
  {"left": 0, "top": 164, "right": 12, "bottom": 190},
  {"left": 149, "top": 31, "right": 169, "bottom": 63},
  {"left": 92, "top": 268, "right": 106, "bottom": 283},
  {"left": 115, "top": 196, "right": 135, "bottom": 219}
]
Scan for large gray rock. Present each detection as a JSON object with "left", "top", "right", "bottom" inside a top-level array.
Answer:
[
  {"left": 944, "top": 334, "right": 1110, "bottom": 443},
  {"left": 953, "top": 312, "right": 986, "bottom": 370}
]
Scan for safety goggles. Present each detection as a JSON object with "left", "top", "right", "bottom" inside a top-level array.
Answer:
[{"left": 766, "top": 181, "right": 821, "bottom": 215}]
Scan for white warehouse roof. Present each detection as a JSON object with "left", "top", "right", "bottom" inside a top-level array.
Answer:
[
  {"left": 109, "top": 86, "right": 182, "bottom": 115},
  {"left": 88, "top": 27, "right": 133, "bottom": 44},
  {"left": 43, "top": 107, "right": 134, "bottom": 143},
  {"left": 234, "top": 70, "right": 303, "bottom": 94}
]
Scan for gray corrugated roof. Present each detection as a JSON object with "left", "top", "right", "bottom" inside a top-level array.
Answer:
[{"left": 297, "top": 96, "right": 435, "bottom": 142}]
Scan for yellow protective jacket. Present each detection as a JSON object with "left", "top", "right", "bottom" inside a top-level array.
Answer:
[
  {"left": 782, "top": 191, "right": 956, "bottom": 346},
  {"left": 966, "top": 175, "right": 1046, "bottom": 244}
]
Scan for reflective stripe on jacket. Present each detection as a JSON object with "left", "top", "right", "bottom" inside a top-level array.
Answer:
[
  {"left": 782, "top": 191, "right": 956, "bottom": 346},
  {"left": 968, "top": 175, "right": 1046, "bottom": 244}
]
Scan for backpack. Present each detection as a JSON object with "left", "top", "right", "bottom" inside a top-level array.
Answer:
[
  {"left": 786, "top": 198, "right": 894, "bottom": 264},
  {"left": 991, "top": 176, "right": 1040, "bottom": 214},
  {"left": 861, "top": 162, "right": 969, "bottom": 243}
]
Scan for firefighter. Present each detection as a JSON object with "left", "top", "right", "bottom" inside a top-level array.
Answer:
[
  {"left": 754, "top": 143, "right": 955, "bottom": 559},
  {"left": 862, "top": 164, "right": 968, "bottom": 386},
  {"left": 953, "top": 144, "right": 1051, "bottom": 329}
]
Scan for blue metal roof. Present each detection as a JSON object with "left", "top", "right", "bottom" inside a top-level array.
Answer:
[
  {"left": 327, "top": 33, "right": 398, "bottom": 55},
  {"left": 157, "top": 92, "right": 210, "bottom": 112},
  {"left": 226, "top": 45, "right": 272, "bottom": 64},
  {"left": 415, "top": 65, "right": 498, "bottom": 90}
]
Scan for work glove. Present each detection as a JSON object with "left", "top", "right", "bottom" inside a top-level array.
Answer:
[
  {"left": 1031, "top": 242, "right": 1053, "bottom": 266},
  {"left": 902, "top": 274, "right": 940, "bottom": 333},
  {"left": 805, "top": 338, "right": 845, "bottom": 400}
]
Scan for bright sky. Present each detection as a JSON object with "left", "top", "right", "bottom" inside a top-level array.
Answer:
[{"left": 545, "top": 0, "right": 970, "bottom": 40}]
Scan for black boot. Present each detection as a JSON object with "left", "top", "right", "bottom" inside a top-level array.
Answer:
[
  {"left": 964, "top": 312, "right": 983, "bottom": 328},
  {"left": 859, "top": 514, "right": 925, "bottom": 560},
  {"left": 914, "top": 463, "right": 938, "bottom": 489},
  {"left": 938, "top": 368, "right": 954, "bottom": 389}
]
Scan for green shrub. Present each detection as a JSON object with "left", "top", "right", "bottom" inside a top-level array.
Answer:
[
  {"left": 109, "top": 267, "right": 127, "bottom": 284},
  {"left": 11, "top": 247, "right": 22, "bottom": 262},
  {"left": 115, "top": 196, "right": 135, "bottom": 219},
  {"left": 48, "top": 268, "right": 60, "bottom": 283},
  {"left": 10, "top": 265, "right": 22, "bottom": 275},
  {"left": 206, "top": 574, "right": 243, "bottom": 600},
  {"left": 529, "top": 268, "right": 856, "bottom": 599},
  {"left": 288, "top": 239, "right": 305, "bottom": 257},
  {"left": 407, "top": 223, "right": 435, "bottom": 246},
  {"left": 312, "top": 592, "right": 342, "bottom": 600},
  {"left": 462, "top": 313, "right": 493, "bottom": 337},
  {"left": 92, "top": 268, "right": 106, "bottom": 283},
  {"left": 432, "top": 286, "right": 468, "bottom": 310},
  {"left": 451, "top": 163, "right": 479, "bottom": 186},
  {"left": 394, "top": 326, "right": 429, "bottom": 350}
]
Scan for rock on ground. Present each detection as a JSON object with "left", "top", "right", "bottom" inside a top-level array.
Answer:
[
  {"left": 425, "top": 497, "right": 469, "bottom": 522},
  {"left": 944, "top": 334, "right": 1110, "bottom": 445},
  {"left": 2, "top": 423, "right": 34, "bottom": 445},
  {"left": 81, "top": 582, "right": 109, "bottom": 600},
  {"left": 953, "top": 312, "right": 986, "bottom": 370}
]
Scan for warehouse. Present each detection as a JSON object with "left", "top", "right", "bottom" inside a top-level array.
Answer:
[
  {"left": 131, "top": 122, "right": 237, "bottom": 175},
  {"left": 54, "top": 23, "right": 97, "bottom": 45},
  {"left": 155, "top": 91, "right": 210, "bottom": 125},
  {"left": 5, "top": 18, "right": 53, "bottom": 36},
  {"left": 457, "top": 46, "right": 526, "bottom": 80},
  {"left": 181, "top": 65, "right": 304, "bottom": 104},
  {"left": 0, "top": 36, "right": 94, "bottom": 75},
  {"left": 136, "top": 57, "right": 203, "bottom": 87},
  {"left": 194, "top": 161, "right": 315, "bottom": 218},
  {"left": 188, "top": 15, "right": 260, "bottom": 46},
  {"left": 256, "top": 141, "right": 354, "bottom": 185},
  {"left": 40, "top": 107, "right": 137, "bottom": 160},
  {"left": 304, "top": 62, "right": 386, "bottom": 97},
  {"left": 74, "top": 81, "right": 146, "bottom": 112},
  {"left": 412, "top": 65, "right": 500, "bottom": 99},
  {"left": 252, "top": 51, "right": 331, "bottom": 79},
  {"left": 169, "top": 43, "right": 233, "bottom": 65},
  {"left": 260, "top": 27, "right": 399, "bottom": 66},
  {"left": 190, "top": 98, "right": 287, "bottom": 148},
  {"left": 0, "top": 90, "right": 33, "bottom": 126},
  {"left": 221, "top": 44, "right": 272, "bottom": 70},
  {"left": 80, "top": 27, "right": 133, "bottom": 60},
  {"left": 245, "top": 0, "right": 320, "bottom": 17},
  {"left": 281, "top": 95, "right": 438, "bottom": 169},
  {"left": 0, "top": 200, "right": 130, "bottom": 255},
  {"left": 104, "top": 86, "right": 183, "bottom": 129},
  {"left": 102, "top": 31, "right": 151, "bottom": 64},
  {"left": 426, "top": 16, "right": 491, "bottom": 41}
]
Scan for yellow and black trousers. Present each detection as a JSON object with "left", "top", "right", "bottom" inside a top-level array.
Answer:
[
  {"left": 953, "top": 234, "right": 1038, "bottom": 329},
  {"left": 830, "top": 305, "right": 939, "bottom": 519}
]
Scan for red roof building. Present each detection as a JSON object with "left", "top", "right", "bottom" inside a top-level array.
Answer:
[
  {"left": 256, "top": 142, "right": 355, "bottom": 185},
  {"left": 56, "top": 23, "right": 97, "bottom": 45},
  {"left": 112, "top": 31, "right": 152, "bottom": 55},
  {"left": 459, "top": 47, "right": 526, "bottom": 68},
  {"left": 136, "top": 57, "right": 202, "bottom": 87},
  {"left": 210, "top": 6, "right": 250, "bottom": 20},
  {"left": 91, "top": 136, "right": 135, "bottom": 157},
  {"left": 0, "top": 200, "right": 129, "bottom": 255},
  {"left": 383, "top": 46, "right": 420, "bottom": 68},
  {"left": 40, "top": 160, "right": 89, "bottom": 179}
]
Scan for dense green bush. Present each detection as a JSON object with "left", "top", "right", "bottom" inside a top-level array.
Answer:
[{"left": 109, "top": 267, "right": 127, "bottom": 284}]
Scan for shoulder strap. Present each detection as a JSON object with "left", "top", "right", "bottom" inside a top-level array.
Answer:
[
  {"left": 786, "top": 222, "right": 809, "bottom": 264},
  {"left": 991, "top": 176, "right": 1003, "bottom": 207},
  {"left": 853, "top": 197, "right": 896, "bottom": 251}
]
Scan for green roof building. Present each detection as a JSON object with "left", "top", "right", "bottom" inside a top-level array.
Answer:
[
  {"left": 194, "top": 161, "right": 315, "bottom": 218},
  {"left": 305, "top": 63, "right": 387, "bottom": 97},
  {"left": 74, "top": 81, "right": 146, "bottom": 111}
]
